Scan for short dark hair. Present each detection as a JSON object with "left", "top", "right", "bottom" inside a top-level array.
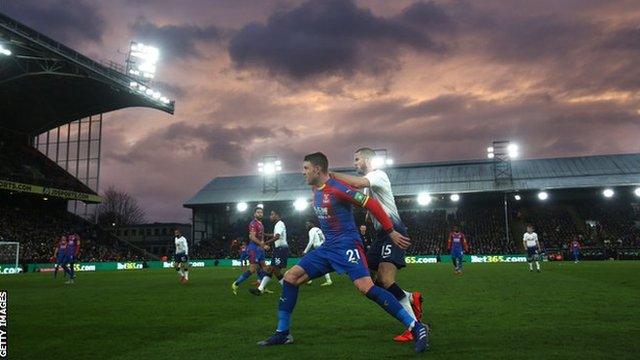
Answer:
[
  {"left": 304, "top": 152, "right": 328, "bottom": 173},
  {"left": 271, "top": 209, "right": 280, "bottom": 216},
  {"left": 254, "top": 207, "right": 263, "bottom": 213},
  {"left": 355, "top": 147, "right": 376, "bottom": 160}
]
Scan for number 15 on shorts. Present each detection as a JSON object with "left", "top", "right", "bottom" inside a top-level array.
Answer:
[{"left": 381, "top": 244, "right": 392, "bottom": 258}]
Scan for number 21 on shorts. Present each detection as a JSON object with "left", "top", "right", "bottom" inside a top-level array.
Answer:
[{"left": 346, "top": 249, "right": 361, "bottom": 263}]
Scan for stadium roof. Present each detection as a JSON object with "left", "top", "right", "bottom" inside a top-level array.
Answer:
[
  {"left": 0, "top": 12, "right": 174, "bottom": 136},
  {"left": 184, "top": 153, "right": 640, "bottom": 207}
]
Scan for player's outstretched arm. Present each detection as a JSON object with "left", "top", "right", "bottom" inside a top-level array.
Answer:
[
  {"left": 264, "top": 233, "right": 278, "bottom": 244},
  {"left": 330, "top": 171, "right": 370, "bottom": 189},
  {"left": 334, "top": 186, "right": 411, "bottom": 249}
]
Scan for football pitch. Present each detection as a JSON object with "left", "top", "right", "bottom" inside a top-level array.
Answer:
[{"left": 4, "top": 261, "right": 640, "bottom": 359}]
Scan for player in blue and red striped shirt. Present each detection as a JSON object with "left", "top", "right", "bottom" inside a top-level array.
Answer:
[
  {"left": 52, "top": 235, "right": 67, "bottom": 279},
  {"left": 232, "top": 208, "right": 270, "bottom": 294},
  {"left": 447, "top": 226, "right": 469, "bottom": 275},
  {"left": 62, "top": 232, "right": 80, "bottom": 284},
  {"left": 257, "top": 152, "right": 429, "bottom": 353},
  {"left": 570, "top": 236, "right": 581, "bottom": 263}
]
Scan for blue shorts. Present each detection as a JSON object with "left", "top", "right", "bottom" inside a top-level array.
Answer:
[
  {"left": 63, "top": 254, "right": 76, "bottom": 264},
  {"left": 451, "top": 250, "right": 463, "bottom": 259},
  {"left": 174, "top": 253, "right": 188, "bottom": 263},
  {"left": 56, "top": 255, "right": 66, "bottom": 265},
  {"left": 367, "top": 223, "right": 408, "bottom": 271},
  {"left": 527, "top": 247, "right": 538, "bottom": 262},
  {"left": 297, "top": 239, "right": 370, "bottom": 281},
  {"left": 272, "top": 246, "right": 289, "bottom": 269},
  {"left": 248, "top": 247, "right": 265, "bottom": 264},
  {"left": 240, "top": 250, "right": 249, "bottom": 265}
]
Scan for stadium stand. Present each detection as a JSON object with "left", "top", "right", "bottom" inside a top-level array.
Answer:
[
  {"left": 185, "top": 154, "right": 640, "bottom": 260},
  {"left": 0, "top": 12, "right": 174, "bottom": 266}
]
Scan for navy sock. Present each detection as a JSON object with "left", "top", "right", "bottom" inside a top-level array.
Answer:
[
  {"left": 366, "top": 285, "right": 414, "bottom": 328},
  {"left": 68, "top": 264, "right": 75, "bottom": 278},
  {"left": 385, "top": 282, "right": 406, "bottom": 301},
  {"left": 234, "top": 270, "right": 252, "bottom": 285},
  {"left": 276, "top": 281, "right": 299, "bottom": 332}
]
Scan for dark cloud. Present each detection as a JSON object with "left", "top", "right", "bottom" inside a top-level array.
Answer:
[
  {"left": 106, "top": 121, "right": 292, "bottom": 168},
  {"left": 399, "top": 1, "right": 455, "bottom": 32},
  {"left": 603, "top": 27, "right": 640, "bottom": 52},
  {"left": 325, "top": 92, "right": 640, "bottom": 162},
  {"left": 0, "top": 0, "right": 105, "bottom": 45},
  {"left": 228, "top": 0, "right": 446, "bottom": 80},
  {"left": 130, "top": 18, "right": 223, "bottom": 61},
  {"left": 483, "top": 16, "right": 594, "bottom": 62}
]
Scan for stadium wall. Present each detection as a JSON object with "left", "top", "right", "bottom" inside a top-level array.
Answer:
[{"left": 0, "top": 254, "right": 535, "bottom": 274}]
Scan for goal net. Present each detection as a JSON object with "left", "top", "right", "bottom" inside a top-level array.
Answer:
[{"left": 0, "top": 241, "right": 21, "bottom": 275}]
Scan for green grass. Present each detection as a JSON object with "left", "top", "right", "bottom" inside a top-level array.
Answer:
[{"left": 4, "top": 261, "right": 640, "bottom": 359}]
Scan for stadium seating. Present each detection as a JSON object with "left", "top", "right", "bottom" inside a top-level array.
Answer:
[{"left": 0, "top": 197, "right": 144, "bottom": 263}]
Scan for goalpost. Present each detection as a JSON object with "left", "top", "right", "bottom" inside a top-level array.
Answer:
[{"left": 0, "top": 241, "right": 21, "bottom": 275}]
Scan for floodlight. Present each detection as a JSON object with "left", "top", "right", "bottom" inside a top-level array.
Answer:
[
  {"left": 417, "top": 192, "right": 431, "bottom": 206},
  {"left": 293, "top": 198, "right": 308, "bottom": 211},
  {"left": 0, "top": 45, "right": 11, "bottom": 56}
]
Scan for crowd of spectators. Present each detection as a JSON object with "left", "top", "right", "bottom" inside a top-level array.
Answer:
[
  {"left": 516, "top": 206, "right": 580, "bottom": 249},
  {"left": 3, "top": 195, "right": 638, "bottom": 264},
  {"left": 0, "top": 199, "right": 145, "bottom": 263}
]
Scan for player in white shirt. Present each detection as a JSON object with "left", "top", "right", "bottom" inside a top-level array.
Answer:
[
  {"left": 303, "top": 221, "right": 332, "bottom": 286},
  {"left": 251, "top": 210, "right": 289, "bottom": 295},
  {"left": 173, "top": 229, "right": 190, "bottom": 283},
  {"left": 331, "top": 147, "right": 423, "bottom": 343},
  {"left": 523, "top": 224, "right": 542, "bottom": 273}
]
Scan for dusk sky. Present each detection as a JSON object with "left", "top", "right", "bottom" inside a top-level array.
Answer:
[{"left": 3, "top": 0, "right": 640, "bottom": 222}]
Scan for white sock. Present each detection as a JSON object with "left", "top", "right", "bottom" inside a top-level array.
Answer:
[
  {"left": 324, "top": 274, "right": 332, "bottom": 283},
  {"left": 184, "top": 270, "right": 189, "bottom": 280},
  {"left": 404, "top": 290, "right": 412, "bottom": 298},
  {"left": 535, "top": 262, "right": 540, "bottom": 270},
  {"left": 528, "top": 263, "right": 533, "bottom": 270},
  {"left": 279, "top": 278, "right": 284, "bottom": 286},
  {"left": 400, "top": 293, "right": 417, "bottom": 320},
  {"left": 259, "top": 276, "right": 271, "bottom": 291},
  {"left": 178, "top": 269, "right": 184, "bottom": 277}
]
